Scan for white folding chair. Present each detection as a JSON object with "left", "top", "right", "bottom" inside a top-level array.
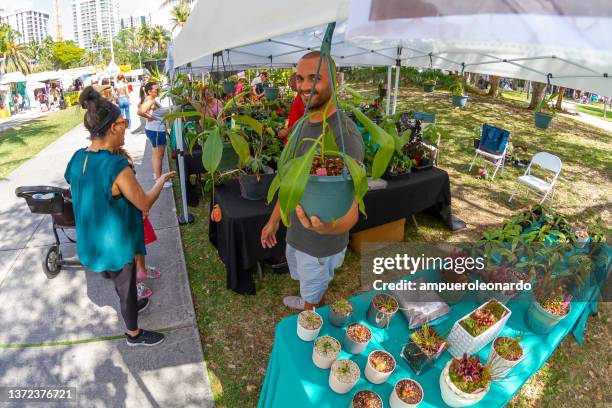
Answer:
[
  {"left": 508, "top": 152, "right": 562, "bottom": 204},
  {"left": 468, "top": 124, "right": 510, "bottom": 179}
]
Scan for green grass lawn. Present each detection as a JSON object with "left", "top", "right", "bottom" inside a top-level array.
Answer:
[
  {"left": 174, "top": 84, "right": 611, "bottom": 408},
  {"left": 575, "top": 104, "right": 612, "bottom": 122},
  {"left": 0, "top": 106, "right": 83, "bottom": 179}
]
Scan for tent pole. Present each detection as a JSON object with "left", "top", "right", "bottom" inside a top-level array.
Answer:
[
  {"left": 392, "top": 65, "right": 400, "bottom": 114},
  {"left": 385, "top": 65, "right": 392, "bottom": 115},
  {"left": 174, "top": 116, "right": 193, "bottom": 224}
]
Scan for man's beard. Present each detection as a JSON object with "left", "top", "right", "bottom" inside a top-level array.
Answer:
[{"left": 301, "top": 90, "right": 331, "bottom": 111}]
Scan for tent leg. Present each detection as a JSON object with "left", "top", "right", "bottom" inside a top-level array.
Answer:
[
  {"left": 174, "top": 117, "right": 194, "bottom": 224},
  {"left": 392, "top": 65, "right": 400, "bottom": 114},
  {"left": 385, "top": 66, "right": 392, "bottom": 115}
]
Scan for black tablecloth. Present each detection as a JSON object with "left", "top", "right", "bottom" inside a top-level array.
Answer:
[{"left": 210, "top": 168, "right": 459, "bottom": 295}]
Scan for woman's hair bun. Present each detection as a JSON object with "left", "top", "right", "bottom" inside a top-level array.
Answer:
[{"left": 79, "top": 86, "right": 102, "bottom": 109}]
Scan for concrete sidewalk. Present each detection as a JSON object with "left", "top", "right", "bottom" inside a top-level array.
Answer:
[{"left": 0, "top": 124, "right": 214, "bottom": 407}]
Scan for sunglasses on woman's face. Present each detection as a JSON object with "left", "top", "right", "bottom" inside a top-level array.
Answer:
[{"left": 114, "top": 118, "right": 129, "bottom": 127}]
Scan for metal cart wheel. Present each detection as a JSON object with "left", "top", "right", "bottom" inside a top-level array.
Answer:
[{"left": 43, "top": 246, "right": 62, "bottom": 279}]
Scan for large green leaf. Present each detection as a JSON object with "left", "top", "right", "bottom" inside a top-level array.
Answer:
[
  {"left": 278, "top": 141, "right": 318, "bottom": 226},
  {"left": 202, "top": 129, "right": 223, "bottom": 173},
  {"left": 340, "top": 85, "right": 364, "bottom": 102},
  {"left": 227, "top": 130, "right": 251, "bottom": 166},
  {"left": 233, "top": 115, "right": 265, "bottom": 137},
  {"left": 267, "top": 173, "right": 281, "bottom": 204},
  {"left": 163, "top": 110, "right": 203, "bottom": 121},
  {"left": 348, "top": 106, "right": 394, "bottom": 178},
  {"left": 322, "top": 125, "right": 339, "bottom": 153},
  {"left": 343, "top": 154, "right": 368, "bottom": 216}
]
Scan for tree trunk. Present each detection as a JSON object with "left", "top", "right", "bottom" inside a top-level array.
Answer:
[
  {"left": 528, "top": 82, "right": 546, "bottom": 110},
  {"left": 555, "top": 87, "right": 565, "bottom": 111},
  {"left": 488, "top": 75, "right": 500, "bottom": 97}
]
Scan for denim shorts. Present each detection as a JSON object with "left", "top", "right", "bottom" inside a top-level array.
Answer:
[
  {"left": 145, "top": 129, "right": 167, "bottom": 147},
  {"left": 286, "top": 243, "right": 347, "bottom": 304}
]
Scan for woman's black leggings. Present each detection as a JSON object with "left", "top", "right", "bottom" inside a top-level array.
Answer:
[{"left": 109, "top": 262, "right": 138, "bottom": 331}]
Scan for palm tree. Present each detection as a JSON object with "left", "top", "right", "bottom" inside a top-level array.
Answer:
[
  {"left": 138, "top": 23, "right": 154, "bottom": 54},
  {"left": 80, "top": 49, "right": 100, "bottom": 66},
  {"left": 159, "top": 0, "right": 194, "bottom": 9},
  {"left": 151, "top": 25, "right": 170, "bottom": 52},
  {"left": 170, "top": 4, "right": 191, "bottom": 32},
  {"left": 0, "top": 24, "right": 30, "bottom": 74},
  {"left": 91, "top": 33, "right": 108, "bottom": 60}
]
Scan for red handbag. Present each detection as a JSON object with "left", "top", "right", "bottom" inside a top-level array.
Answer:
[{"left": 143, "top": 216, "right": 157, "bottom": 245}]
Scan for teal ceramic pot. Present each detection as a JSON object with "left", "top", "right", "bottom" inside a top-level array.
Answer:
[
  {"left": 526, "top": 301, "right": 570, "bottom": 334},
  {"left": 534, "top": 112, "right": 553, "bottom": 129},
  {"left": 452, "top": 95, "right": 469, "bottom": 107}
]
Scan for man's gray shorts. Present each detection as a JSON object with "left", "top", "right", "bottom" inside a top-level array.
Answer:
[{"left": 286, "top": 243, "right": 347, "bottom": 304}]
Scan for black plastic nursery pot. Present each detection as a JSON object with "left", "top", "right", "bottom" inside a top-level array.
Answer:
[
  {"left": 239, "top": 173, "right": 274, "bottom": 201},
  {"left": 382, "top": 170, "right": 411, "bottom": 181},
  {"left": 300, "top": 175, "right": 354, "bottom": 223},
  {"left": 401, "top": 339, "right": 445, "bottom": 376}
]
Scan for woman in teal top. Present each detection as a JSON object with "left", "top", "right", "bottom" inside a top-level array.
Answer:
[{"left": 65, "top": 87, "right": 175, "bottom": 347}]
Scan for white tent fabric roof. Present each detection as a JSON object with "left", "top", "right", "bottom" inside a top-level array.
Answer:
[
  {"left": 0, "top": 72, "right": 27, "bottom": 84},
  {"left": 27, "top": 71, "right": 63, "bottom": 82},
  {"left": 173, "top": 0, "right": 612, "bottom": 95}
]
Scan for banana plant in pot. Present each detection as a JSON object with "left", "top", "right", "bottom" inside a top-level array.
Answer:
[{"left": 266, "top": 26, "right": 394, "bottom": 225}]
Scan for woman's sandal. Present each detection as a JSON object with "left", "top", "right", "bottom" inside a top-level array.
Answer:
[
  {"left": 137, "top": 281, "right": 153, "bottom": 299},
  {"left": 136, "top": 266, "right": 161, "bottom": 280}
]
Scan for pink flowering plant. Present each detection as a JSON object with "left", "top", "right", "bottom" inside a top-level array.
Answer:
[
  {"left": 449, "top": 353, "right": 491, "bottom": 393},
  {"left": 478, "top": 168, "right": 489, "bottom": 180}
]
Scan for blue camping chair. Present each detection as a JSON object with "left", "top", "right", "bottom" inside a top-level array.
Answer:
[{"left": 469, "top": 124, "right": 510, "bottom": 179}]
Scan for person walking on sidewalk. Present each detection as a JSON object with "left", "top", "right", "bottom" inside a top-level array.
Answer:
[
  {"left": 65, "top": 87, "right": 175, "bottom": 346},
  {"left": 260, "top": 51, "right": 364, "bottom": 311},
  {"left": 138, "top": 82, "right": 171, "bottom": 188},
  {"left": 115, "top": 74, "right": 131, "bottom": 128}
]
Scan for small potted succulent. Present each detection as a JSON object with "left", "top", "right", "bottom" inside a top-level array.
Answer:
[
  {"left": 344, "top": 323, "right": 372, "bottom": 354},
  {"left": 329, "top": 299, "right": 354, "bottom": 327},
  {"left": 574, "top": 229, "right": 590, "bottom": 249},
  {"left": 312, "top": 335, "right": 341, "bottom": 369},
  {"left": 440, "top": 354, "right": 491, "bottom": 407},
  {"left": 401, "top": 324, "right": 447, "bottom": 375},
  {"left": 366, "top": 293, "right": 399, "bottom": 329},
  {"left": 296, "top": 310, "right": 323, "bottom": 341},
  {"left": 351, "top": 390, "right": 383, "bottom": 408},
  {"left": 448, "top": 299, "right": 512, "bottom": 357},
  {"left": 328, "top": 359, "right": 360, "bottom": 394},
  {"left": 526, "top": 284, "right": 571, "bottom": 334},
  {"left": 390, "top": 378, "right": 424, "bottom": 408},
  {"left": 365, "top": 350, "right": 396, "bottom": 384},
  {"left": 487, "top": 336, "right": 524, "bottom": 378}
]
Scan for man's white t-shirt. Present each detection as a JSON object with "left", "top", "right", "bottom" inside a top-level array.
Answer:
[{"left": 251, "top": 77, "right": 262, "bottom": 87}]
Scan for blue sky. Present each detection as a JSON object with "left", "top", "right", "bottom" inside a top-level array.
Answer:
[{"left": 0, "top": 0, "right": 171, "bottom": 40}]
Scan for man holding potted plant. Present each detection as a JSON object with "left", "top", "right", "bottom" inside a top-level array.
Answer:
[{"left": 260, "top": 51, "right": 364, "bottom": 311}]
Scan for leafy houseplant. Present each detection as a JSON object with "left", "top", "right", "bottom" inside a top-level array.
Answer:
[
  {"left": 390, "top": 378, "right": 424, "bottom": 408},
  {"left": 422, "top": 71, "right": 437, "bottom": 92},
  {"left": 351, "top": 390, "right": 383, "bottom": 408},
  {"left": 440, "top": 354, "right": 491, "bottom": 407},
  {"left": 367, "top": 293, "right": 399, "bottom": 328},
  {"left": 487, "top": 336, "right": 524, "bottom": 378},
  {"left": 312, "top": 335, "right": 341, "bottom": 369},
  {"left": 365, "top": 350, "right": 396, "bottom": 384},
  {"left": 450, "top": 78, "right": 469, "bottom": 108},
  {"left": 344, "top": 323, "right": 372, "bottom": 354},
  {"left": 534, "top": 92, "right": 558, "bottom": 129},
  {"left": 329, "top": 299, "right": 354, "bottom": 327},
  {"left": 267, "top": 33, "right": 394, "bottom": 225},
  {"left": 329, "top": 359, "right": 360, "bottom": 394},
  {"left": 296, "top": 310, "right": 323, "bottom": 341},
  {"left": 401, "top": 324, "right": 448, "bottom": 375}
]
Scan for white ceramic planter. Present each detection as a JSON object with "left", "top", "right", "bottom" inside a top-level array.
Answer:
[
  {"left": 439, "top": 361, "right": 489, "bottom": 407},
  {"left": 487, "top": 342, "right": 523, "bottom": 378},
  {"left": 447, "top": 299, "right": 512, "bottom": 358},
  {"left": 296, "top": 311, "right": 323, "bottom": 341},
  {"left": 329, "top": 359, "right": 360, "bottom": 394},
  {"left": 312, "top": 336, "right": 341, "bottom": 369},
  {"left": 389, "top": 379, "right": 424, "bottom": 408},
  {"left": 365, "top": 350, "right": 396, "bottom": 384}
]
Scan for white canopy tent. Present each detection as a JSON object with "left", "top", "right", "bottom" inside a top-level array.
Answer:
[{"left": 0, "top": 72, "right": 27, "bottom": 85}]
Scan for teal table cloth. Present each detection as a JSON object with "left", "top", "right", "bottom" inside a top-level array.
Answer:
[{"left": 258, "top": 287, "right": 601, "bottom": 408}]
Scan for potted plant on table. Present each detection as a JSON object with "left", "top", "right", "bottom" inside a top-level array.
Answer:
[
  {"left": 534, "top": 93, "right": 558, "bottom": 129},
  {"left": 296, "top": 310, "right": 323, "bottom": 341},
  {"left": 526, "top": 282, "right": 571, "bottom": 334},
  {"left": 390, "top": 378, "right": 424, "bottom": 408},
  {"left": 440, "top": 353, "right": 491, "bottom": 407},
  {"left": 312, "top": 335, "right": 341, "bottom": 369},
  {"left": 448, "top": 299, "right": 512, "bottom": 357},
  {"left": 351, "top": 390, "right": 383, "bottom": 408},
  {"left": 401, "top": 323, "right": 447, "bottom": 375},
  {"left": 573, "top": 229, "right": 590, "bottom": 249},
  {"left": 449, "top": 78, "right": 469, "bottom": 108},
  {"left": 487, "top": 336, "right": 524, "bottom": 378},
  {"left": 344, "top": 323, "right": 372, "bottom": 354},
  {"left": 365, "top": 350, "right": 396, "bottom": 384},
  {"left": 382, "top": 150, "right": 415, "bottom": 181},
  {"left": 329, "top": 359, "right": 360, "bottom": 394},
  {"left": 367, "top": 293, "right": 399, "bottom": 329},
  {"left": 329, "top": 299, "right": 354, "bottom": 327}
]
